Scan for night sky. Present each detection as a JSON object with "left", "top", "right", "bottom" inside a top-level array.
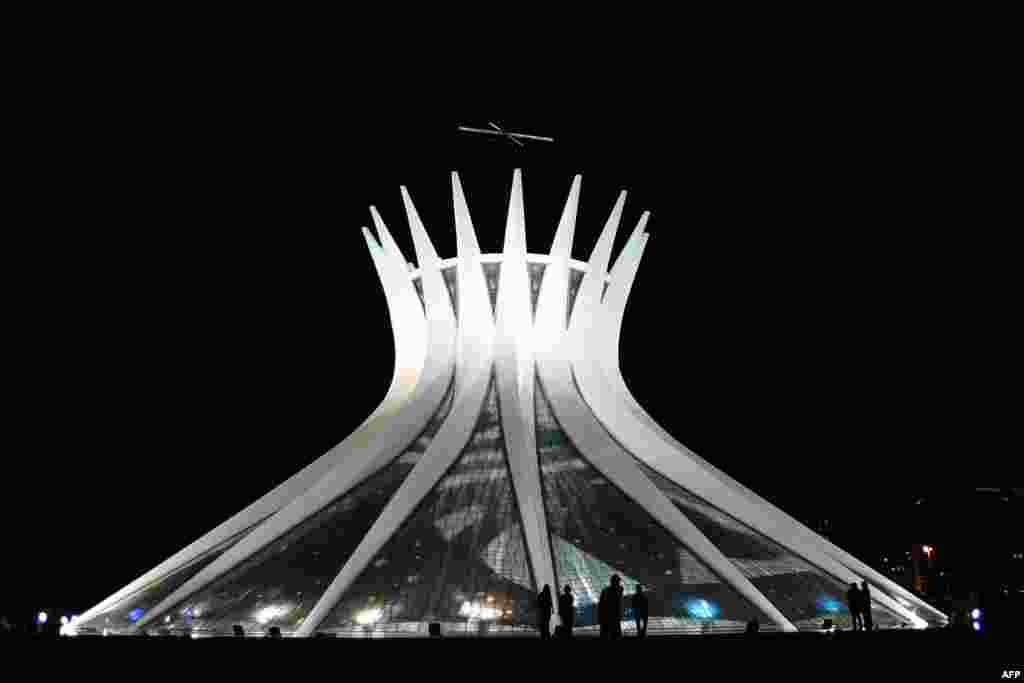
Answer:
[{"left": 7, "top": 60, "right": 1014, "bottom": 620}]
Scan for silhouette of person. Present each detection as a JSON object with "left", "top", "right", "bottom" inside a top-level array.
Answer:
[
  {"left": 846, "top": 583, "right": 863, "bottom": 631},
  {"left": 609, "top": 575, "right": 624, "bottom": 639},
  {"left": 598, "top": 585, "right": 610, "bottom": 639},
  {"left": 232, "top": 624, "right": 245, "bottom": 637},
  {"left": 537, "top": 584, "right": 553, "bottom": 639},
  {"left": 745, "top": 619, "right": 760, "bottom": 635},
  {"left": 632, "top": 584, "right": 648, "bottom": 638},
  {"left": 860, "top": 581, "right": 874, "bottom": 632},
  {"left": 558, "top": 585, "right": 575, "bottom": 638}
]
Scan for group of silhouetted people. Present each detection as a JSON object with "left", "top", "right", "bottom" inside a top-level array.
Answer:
[
  {"left": 845, "top": 580, "right": 875, "bottom": 632},
  {"left": 537, "top": 574, "right": 648, "bottom": 639}
]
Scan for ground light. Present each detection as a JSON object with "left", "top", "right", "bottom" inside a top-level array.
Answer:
[
  {"left": 355, "top": 608, "right": 383, "bottom": 626},
  {"left": 37, "top": 612, "right": 48, "bottom": 625}
]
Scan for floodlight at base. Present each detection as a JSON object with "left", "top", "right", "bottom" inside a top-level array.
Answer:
[{"left": 355, "top": 608, "right": 383, "bottom": 625}]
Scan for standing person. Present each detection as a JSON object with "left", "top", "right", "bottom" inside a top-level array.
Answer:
[
  {"left": 860, "top": 581, "right": 874, "bottom": 632},
  {"left": 537, "top": 584, "right": 554, "bottom": 639},
  {"left": 846, "top": 582, "right": 863, "bottom": 631},
  {"left": 632, "top": 584, "right": 649, "bottom": 638},
  {"left": 558, "top": 585, "right": 575, "bottom": 638},
  {"left": 598, "top": 586, "right": 610, "bottom": 639},
  {"left": 609, "top": 575, "right": 624, "bottom": 639}
]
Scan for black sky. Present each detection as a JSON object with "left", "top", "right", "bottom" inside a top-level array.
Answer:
[{"left": 6, "top": 50, "right": 1015, "bottom": 617}]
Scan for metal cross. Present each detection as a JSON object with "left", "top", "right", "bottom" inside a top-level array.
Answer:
[{"left": 457, "top": 122, "right": 554, "bottom": 148}]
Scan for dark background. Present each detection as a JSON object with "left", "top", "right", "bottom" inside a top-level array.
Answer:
[{"left": 5, "top": 42, "right": 1016, "bottom": 622}]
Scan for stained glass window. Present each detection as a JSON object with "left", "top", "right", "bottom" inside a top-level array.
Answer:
[
  {"left": 318, "top": 374, "right": 537, "bottom": 637},
  {"left": 482, "top": 263, "right": 500, "bottom": 316},
  {"left": 636, "top": 460, "right": 914, "bottom": 631},
  {"left": 73, "top": 523, "right": 262, "bottom": 635},
  {"left": 411, "top": 277, "right": 425, "bottom": 314},
  {"left": 149, "top": 378, "right": 456, "bottom": 636},
  {"left": 527, "top": 262, "right": 547, "bottom": 317},
  {"left": 566, "top": 269, "right": 585, "bottom": 328},
  {"left": 536, "top": 375, "right": 771, "bottom": 635},
  {"left": 441, "top": 266, "right": 458, "bottom": 319}
]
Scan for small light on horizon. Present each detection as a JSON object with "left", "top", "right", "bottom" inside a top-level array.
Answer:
[
  {"left": 972, "top": 621, "right": 981, "bottom": 632},
  {"left": 970, "top": 608, "right": 981, "bottom": 620},
  {"left": 37, "top": 612, "right": 48, "bottom": 625}
]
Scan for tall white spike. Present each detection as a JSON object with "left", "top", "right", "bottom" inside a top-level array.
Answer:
[
  {"left": 550, "top": 174, "right": 581, "bottom": 264},
  {"left": 535, "top": 175, "right": 581, "bottom": 348},
  {"left": 609, "top": 211, "right": 649, "bottom": 284},
  {"left": 369, "top": 206, "right": 406, "bottom": 266},
  {"left": 502, "top": 169, "right": 527, "bottom": 255},
  {"left": 401, "top": 187, "right": 454, "bottom": 326},
  {"left": 453, "top": 169, "right": 495, "bottom": 373},
  {"left": 401, "top": 186, "right": 442, "bottom": 268},
  {"left": 569, "top": 190, "right": 626, "bottom": 335},
  {"left": 451, "top": 172, "right": 481, "bottom": 257},
  {"left": 362, "top": 225, "right": 381, "bottom": 252}
]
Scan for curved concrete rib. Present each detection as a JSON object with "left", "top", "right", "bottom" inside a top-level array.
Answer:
[
  {"left": 535, "top": 174, "right": 581, "bottom": 347},
  {"left": 556, "top": 206, "right": 796, "bottom": 632},
  {"left": 536, "top": 350, "right": 797, "bottom": 632},
  {"left": 493, "top": 170, "right": 557, "bottom": 627},
  {"left": 586, "top": 228, "right": 931, "bottom": 627},
  {"left": 79, "top": 224, "right": 431, "bottom": 629},
  {"left": 596, "top": 232, "right": 942, "bottom": 625},
  {"left": 451, "top": 171, "right": 495, "bottom": 375},
  {"left": 296, "top": 338, "right": 495, "bottom": 636},
  {"left": 133, "top": 207, "right": 457, "bottom": 632},
  {"left": 294, "top": 172, "right": 503, "bottom": 636}
]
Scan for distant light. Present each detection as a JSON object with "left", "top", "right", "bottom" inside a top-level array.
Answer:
[
  {"left": 355, "top": 608, "right": 383, "bottom": 626},
  {"left": 972, "top": 621, "right": 981, "bottom": 632},
  {"left": 254, "top": 605, "right": 290, "bottom": 625},
  {"left": 128, "top": 608, "right": 145, "bottom": 623},
  {"left": 970, "top": 608, "right": 982, "bottom": 620},
  {"left": 37, "top": 612, "right": 48, "bottom": 625},
  {"left": 102, "top": 629, "right": 109, "bottom": 637},
  {"left": 60, "top": 616, "right": 69, "bottom": 626},
  {"left": 922, "top": 545, "right": 933, "bottom": 556}
]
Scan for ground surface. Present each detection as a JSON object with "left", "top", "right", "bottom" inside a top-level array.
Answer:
[{"left": 8, "top": 629, "right": 1021, "bottom": 678}]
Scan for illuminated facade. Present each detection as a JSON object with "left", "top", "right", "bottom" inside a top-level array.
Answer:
[{"left": 71, "top": 171, "right": 948, "bottom": 637}]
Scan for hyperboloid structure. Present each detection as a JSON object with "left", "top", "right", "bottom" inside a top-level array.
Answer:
[{"left": 71, "top": 171, "right": 947, "bottom": 637}]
